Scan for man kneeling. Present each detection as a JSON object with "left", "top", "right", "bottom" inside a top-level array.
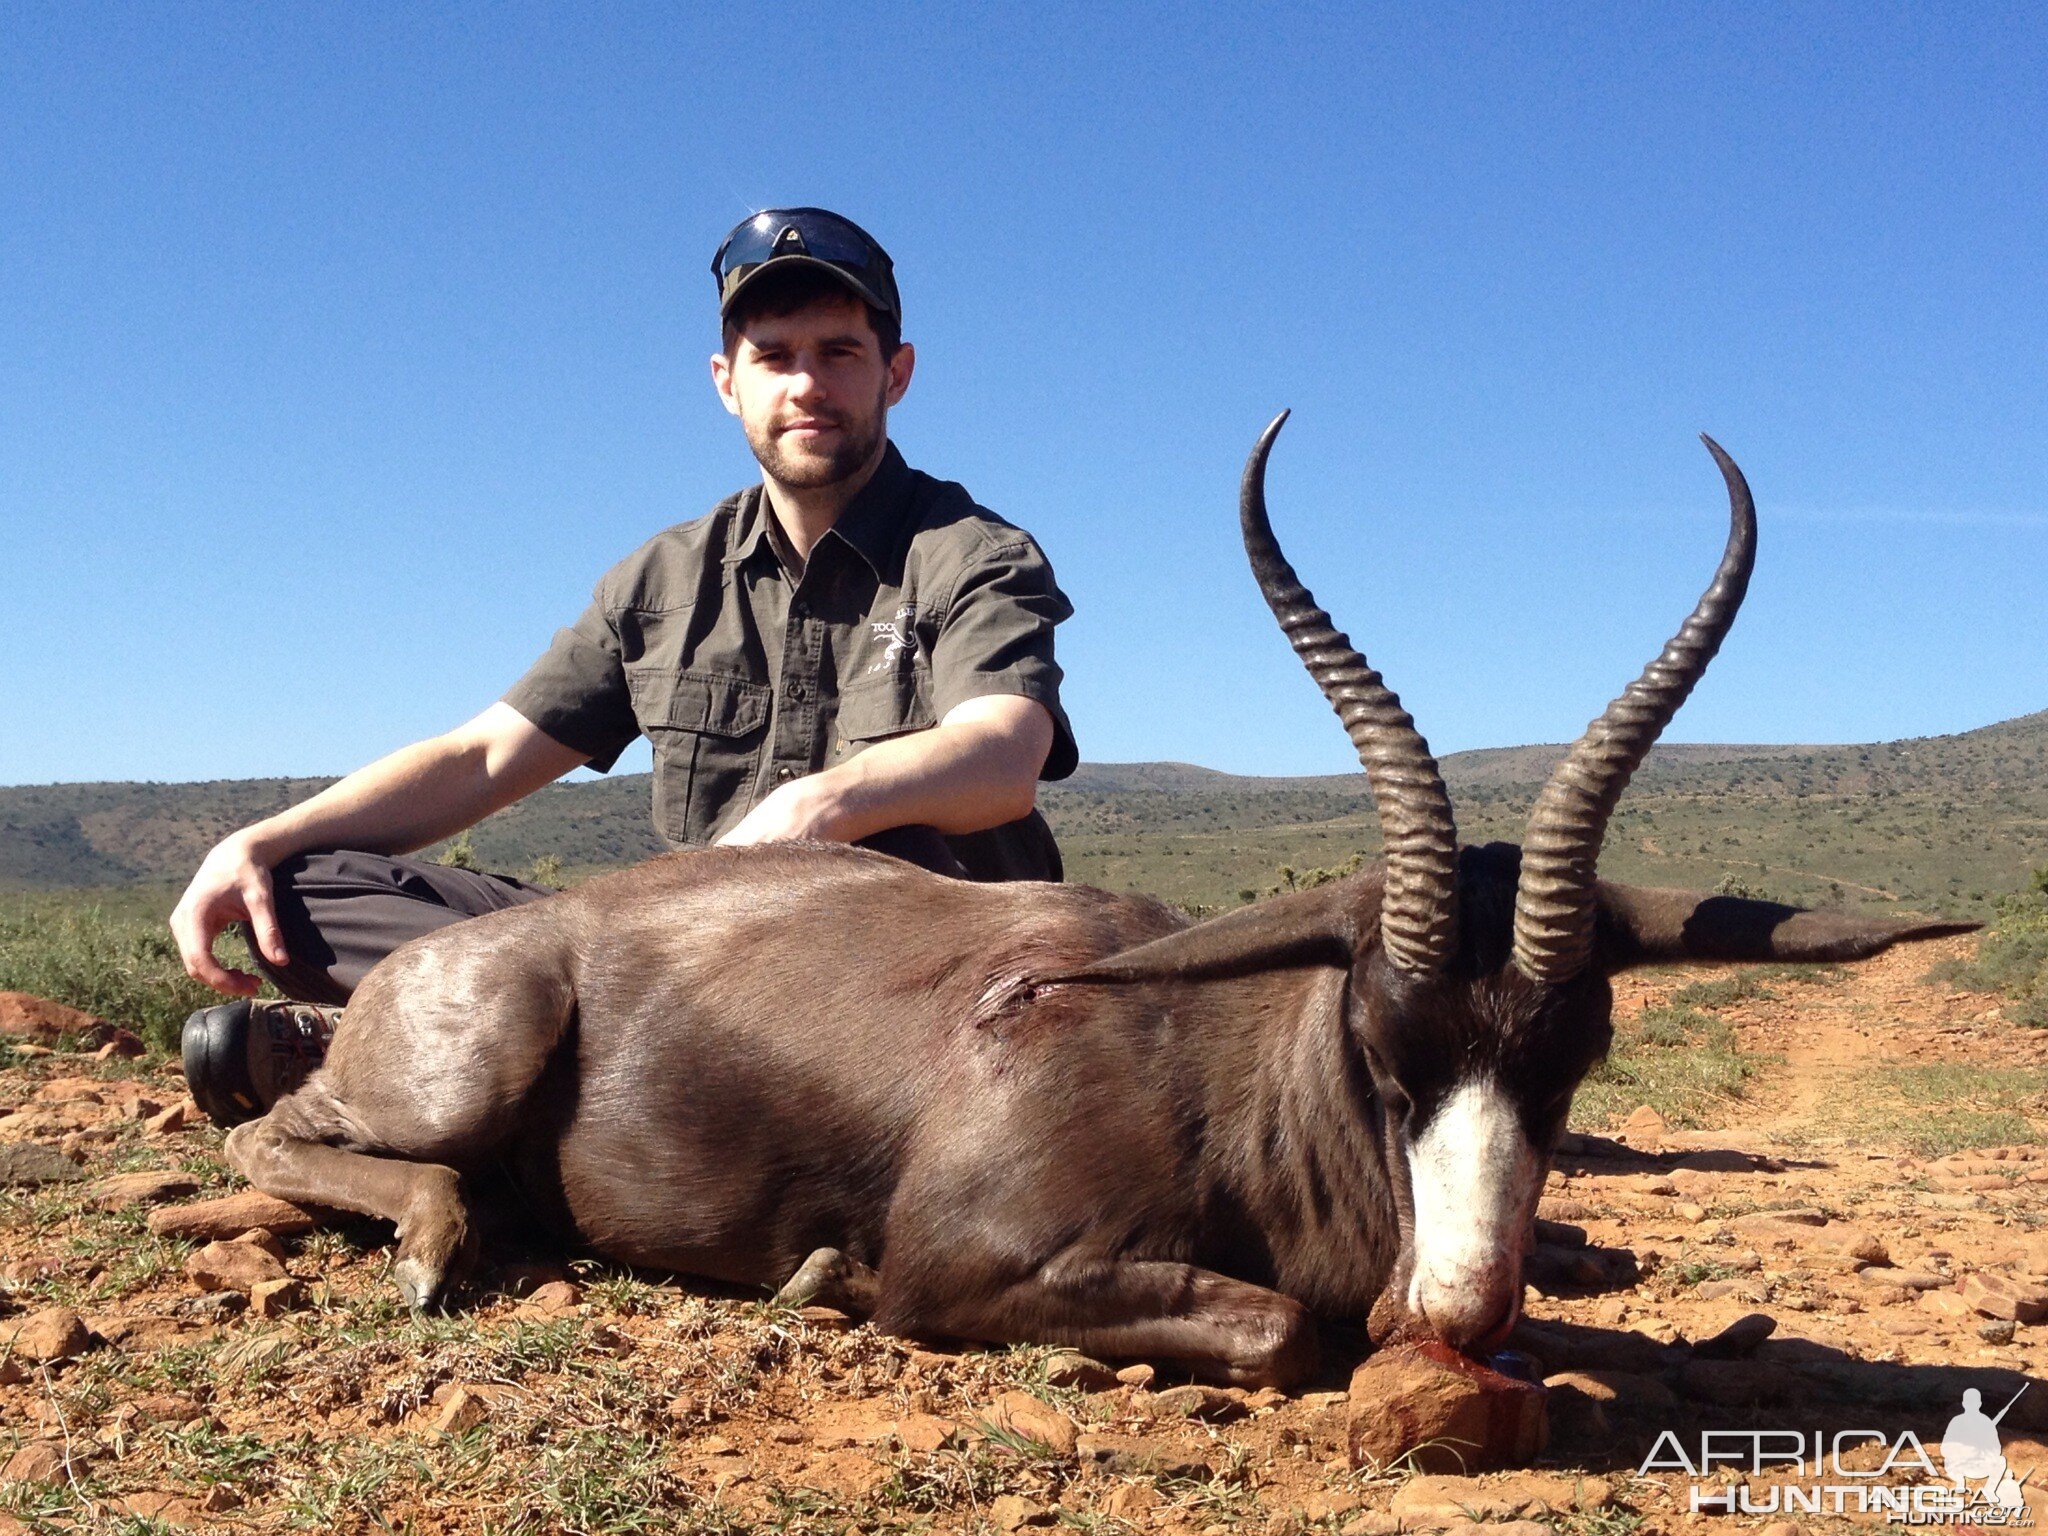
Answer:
[{"left": 171, "top": 207, "right": 1077, "bottom": 1127}]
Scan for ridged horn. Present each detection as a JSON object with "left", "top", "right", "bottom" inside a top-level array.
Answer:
[
  {"left": 1511, "top": 435, "right": 1758, "bottom": 983},
  {"left": 1242, "top": 412, "right": 1459, "bottom": 974}
]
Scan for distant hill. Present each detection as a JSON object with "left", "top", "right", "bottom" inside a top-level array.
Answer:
[{"left": 3, "top": 710, "right": 2043, "bottom": 918}]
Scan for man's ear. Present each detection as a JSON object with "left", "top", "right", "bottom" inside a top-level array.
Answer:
[
  {"left": 709, "top": 351, "right": 741, "bottom": 417},
  {"left": 884, "top": 341, "right": 915, "bottom": 408},
  {"left": 1596, "top": 880, "right": 1978, "bottom": 970}
]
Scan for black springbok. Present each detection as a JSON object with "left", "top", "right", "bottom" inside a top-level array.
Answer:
[{"left": 225, "top": 418, "right": 1970, "bottom": 1385}]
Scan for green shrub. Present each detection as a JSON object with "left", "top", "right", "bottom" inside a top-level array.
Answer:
[{"left": 1926, "top": 866, "right": 2048, "bottom": 1028}]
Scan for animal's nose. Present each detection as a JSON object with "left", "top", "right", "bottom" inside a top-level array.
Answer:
[{"left": 1414, "top": 1256, "right": 1523, "bottom": 1349}]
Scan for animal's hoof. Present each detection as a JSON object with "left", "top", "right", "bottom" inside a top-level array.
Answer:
[
  {"left": 393, "top": 1256, "right": 447, "bottom": 1311},
  {"left": 773, "top": 1247, "right": 850, "bottom": 1310}
]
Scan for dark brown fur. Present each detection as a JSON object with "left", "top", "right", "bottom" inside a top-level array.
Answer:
[{"left": 226, "top": 837, "right": 1968, "bottom": 1386}]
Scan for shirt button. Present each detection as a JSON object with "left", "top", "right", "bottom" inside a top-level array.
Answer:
[
  {"left": 776, "top": 765, "right": 800, "bottom": 783},
  {"left": 787, "top": 681, "right": 810, "bottom": 702}
]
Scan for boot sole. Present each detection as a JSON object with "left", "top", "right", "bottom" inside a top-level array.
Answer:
[{"left": 181, "top": 1000, "right": 264, "bottom": 1129}]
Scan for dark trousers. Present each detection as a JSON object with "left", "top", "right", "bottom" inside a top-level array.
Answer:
[{"left": 249, "top": 827, "right": 972, "bottom": 1005}]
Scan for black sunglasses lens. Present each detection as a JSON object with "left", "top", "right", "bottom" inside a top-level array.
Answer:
[{"left": 717, "top": 212, "right": 882, "bottom": 278}]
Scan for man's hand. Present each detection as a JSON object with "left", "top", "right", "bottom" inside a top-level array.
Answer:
[
  {"left": 715, "top": 775, "right": 848, "bottom": 847},
  {"left": 715, "top": 696, "right": 1054, "bottom": 851},
  {"left": 167, "top": 705, "right": 591, "bottom": 997},
  {"left": 170, "top": 832, "right": 291, "bottom": 996}
]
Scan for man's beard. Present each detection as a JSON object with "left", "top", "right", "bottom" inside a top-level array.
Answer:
[{"left": 746, "top": 389, "right": 887, "bottom": 490}]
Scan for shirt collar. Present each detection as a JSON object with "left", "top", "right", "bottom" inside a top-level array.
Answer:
[{"left": 722, "top": 441, "right": 915, "bottom": 577}]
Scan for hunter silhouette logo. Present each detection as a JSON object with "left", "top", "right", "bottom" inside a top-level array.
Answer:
[
  {"left": 1943, "top": 1387, "right": 2032, "bottom": 1516},
  {"left": 1642, "top": 1384, "right": 2034, "bottom": 1524}
]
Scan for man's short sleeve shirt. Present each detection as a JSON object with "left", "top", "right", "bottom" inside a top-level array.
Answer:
[{"left": 502, "top": 443, "right": 1077, "bottom": 880}]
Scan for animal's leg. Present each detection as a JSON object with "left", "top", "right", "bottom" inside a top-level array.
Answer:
[
  {"left": 218, "top": 927, "right": 577, "bottom": 1306},
  {"left": 891, "top": 1256, "right": 1317, "bottom": 1388},
  {"left": 773, "top": 1247, "right": 881, "bottom": 1314},
  {"left": 225, "top": 1114, "right": 476, "bottom": 1309}
]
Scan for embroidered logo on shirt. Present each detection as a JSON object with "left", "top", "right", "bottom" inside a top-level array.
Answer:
[{"left": 867, "top": 604, "right": 919, "bottom": 673}]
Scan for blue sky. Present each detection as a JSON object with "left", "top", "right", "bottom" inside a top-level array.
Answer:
[{"left": 2, "top": 2, "right": 2042, "bottom": 786}]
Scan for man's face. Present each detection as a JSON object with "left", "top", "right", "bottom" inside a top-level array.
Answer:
[{"left": 710, "top": 292, "right": 915, "bottom": 491}]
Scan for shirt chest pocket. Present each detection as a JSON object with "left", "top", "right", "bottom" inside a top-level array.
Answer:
[
  {"left": 828, "top": 670, "right": 936, "bottom": 766},
  {"left": 630, "top": 669, "right": 772, "bottom": 847}
]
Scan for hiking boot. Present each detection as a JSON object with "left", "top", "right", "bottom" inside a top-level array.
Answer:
[{"left": 181, "top": 999, "right": 341, "bottom": 1129}]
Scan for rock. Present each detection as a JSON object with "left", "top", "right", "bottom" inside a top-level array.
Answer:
[
  {"left": 128, "top": 1394, "right": 205, "bottom": 1426},
  {"left": 1042, "top": 1349, "right": 1119, "bottom": 1391},
  {"left": 1099, "top": 1484, "right": 1159, "bottom": 1521},
  {"left": 1544, "top": 1376, "right": 1612, "bottom": 1450},
  {"left": 236, "top": 1227, "right": 288, "bottom": 1262},
  {"left": 987, "top": 1390, "right": 1079, "bottom": 1457},
  {"left": 990, "top": 1494, "right": 1055, "bottom": 1530},
  {"left": 148, "top": 1190, "right": 323, "bottom": 1241},
  {"left": 185, "top": 1238, "right": 287, "bottom": 1293},
  {"left": 3, "top": 1306, "right": 94, "bottom": 1362},
  {"left": 0, "top": 991, "right": 106, "bottom": 1042},
  {"left": 1694, "top": 1312, "right": 1778, "bottom": 1360},
  {"left": 493, "top": 1259, "right": 572, "bottom": 1295},
  {"left": 521, "top": 1279, "right": 584, "bottom": 1315},
  {"left": 1980, "top": 1319, "right": 2019, "bottom": 1344},
  {"left": 895, "top": 1413, "right": 958, "bottom": 1453},
  {"left": 1921, "top": 1289, "right": 1977, "bottom": 1320},
  {"left": 431, "top": 1385, "right": 496, "bottom": 1434},
  {"left": 34, "top": 1077, "right": 104, "bottom": 1104},
  {"left": 87, "top": 1170, "right": 200, "bottom": 1210},
  {"left": 1536, "top": 1196, "right": 1597, "bottom": 1222},
  {"left": 1621, "top": 1105, "right": 1668, "bottom": 1143},
  {"left": 1764, "top": 1207, "right": 1828, "bottom": 1227},
  {"left": 1113, "top": 1362, "right": 1155, "bottom": 1388},
  {"left": 1075, "top": 1432, "right": 1211, "bottom": 1479},
  {"left": 0, "top": 1142, "right": 85, "bottom": 1187},
  {"left": 144, "top": 1101, "right": 193, "bottom": 1134},
  {"left": 1962, "top": 1272, "right": 2048, "bottom": 1324},
  {"left": 1146, "top": 1383, "right": 1248, "bottom": 1422},
  {"left": 1392, "top": 1472, "right": 1612, "bottom": 1524},
  {"left": 1347, "top": 1340, "right": 1547, "bottom": 1473},
  {"left": 250, "top": 1277, "right": 307, "bottom": 1318},
  {"left": 93, "top": 1029, "right": 148, "bottom": 1059},
  {"left": 1862, "top": 1267, "right": 1950, "bottom": 1293},
  {"left": 1696, "top": 1278, "right": 1769, "bottom": 1304},
  {"left": 1, "top": 1442, "right": 69, "bottom": 1487}
]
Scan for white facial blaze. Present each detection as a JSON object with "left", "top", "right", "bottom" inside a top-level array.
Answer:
[{"left": 1403, "top": 1078, "right": 1544, "bottom": 1342}]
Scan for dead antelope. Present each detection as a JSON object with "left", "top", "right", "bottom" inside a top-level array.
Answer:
[{"left": 225, "top": 417, "right": 1971, "bottom": 1385}]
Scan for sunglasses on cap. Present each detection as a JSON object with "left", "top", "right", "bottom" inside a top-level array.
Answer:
[{"left": 712, "top": 207, "right": 901, "bottom": 324}]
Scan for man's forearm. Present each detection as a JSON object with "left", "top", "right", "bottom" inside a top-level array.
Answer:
[
  {"left": 717, "top": 696, "right": 1055, "bottom": 848},
  {"left": 811, "top": 722, "right": 1039, "bottom": 839},
  {"left": 233, "top": 705, "right": 586, "bottom": 865}
]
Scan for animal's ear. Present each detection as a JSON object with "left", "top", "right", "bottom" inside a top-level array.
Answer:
[
  {"left": 1039, "top": 875, "right": 1382, "bottom": 987},
  {"left": 1595, "top": 880, "right": 1978, "bottom": 971}
]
